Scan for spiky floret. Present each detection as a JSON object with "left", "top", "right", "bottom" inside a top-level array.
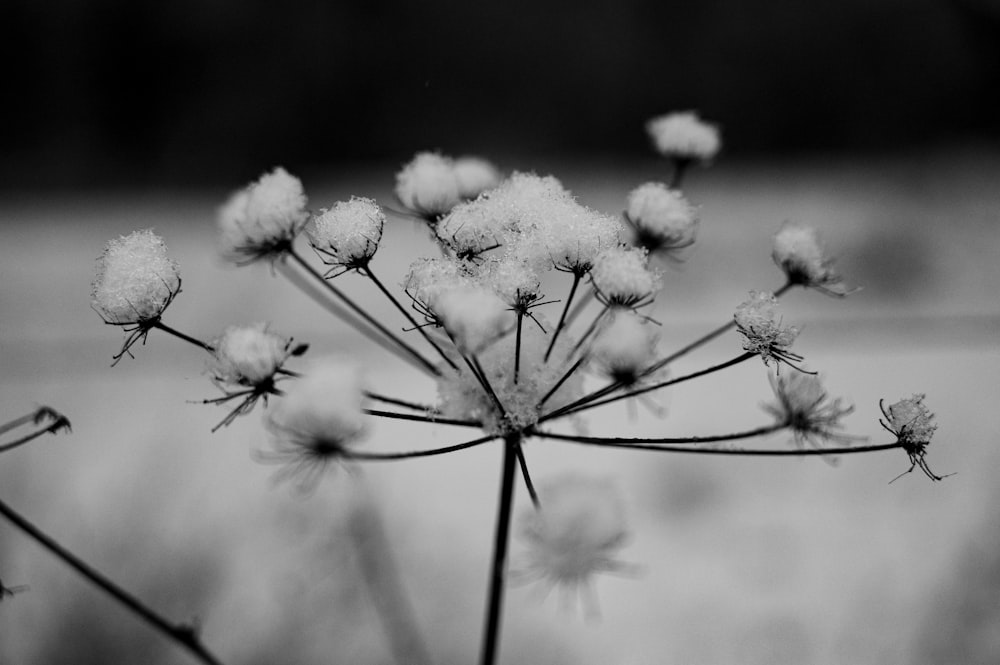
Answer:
[
  {"left": 772, "top": 222, "right": 853, "bottom": 296},
  {"left": 309, "top": 196, "right": 385, "bottom": 275},
  {"left": 763, "top": 372, "right": 860, "bottom": 449},
  {"left": 734, "top": 291, "right": 807, "bottom": 371},
  {"left": 880, "top": 394, "right": 949, "bottom": 482},
  {"left": 218, "top": 167, "right": 309, "bottom": 265}
]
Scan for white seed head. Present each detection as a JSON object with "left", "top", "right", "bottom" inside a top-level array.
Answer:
[
  {"left": 626, "top": 182, "right": 698, "bottom": 253},
  {"left": 403, "top": 257, "right": 474, "bottom": 313},
  {"left": 886, "top": 394, "right": 937, "bottom": 446},
  {"left": 734, "top": 291, "right": 800, "bottom": 364},
  {"left": 394, "top": 152, "right": 461, "bottom": 218},
  {"left": 479, "top": 256, "right": 541, "bottom": 307},
  {"left": 92, "top": 229, "right": 180, "bottom": 324},
  {"left": 590, "top": 246, "right": 659, "bottom": 307},
  {"left": 646, "top": 111, "right": 721, "bottom": 161},
  {"left": 763, "top": 372, "right": 857, "bottom": 448},
  {"left": 218, "top": 167, "right": 308, "bottom": 264},
  {"left": 591, "top": 312, "right": 658, "bottom": 381},
  {"left": 435, "top": 197, "right": 503, "bottom": 259},
  {"left": 433, "top": 286, "right": 514, "bottom": 355},
  {"left": 209, "top": 323, "right": 292, "bottom": 387},
  {"left": 309, "top": 196, "right": 384, "bottom": 268},
  {"left": 772, "top": 222, "right": 847, "bottom": 294},
  {"left": 453, "top": 156, "right": 502, "bottom": 199}
]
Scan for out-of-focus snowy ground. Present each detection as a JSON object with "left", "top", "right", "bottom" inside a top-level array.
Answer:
[{"left": 1, "top": 152, "right": 998, "bottom": 665}]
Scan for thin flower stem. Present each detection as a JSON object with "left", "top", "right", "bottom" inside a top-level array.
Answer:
[
  {"left": 563, "top": 287, "right": 597, "bottom": 328},
  {"left": 287, "top": 249, "right": 441, "bottom": 377},
  {"left": 480, "top": 434, "right": 520, "bottom": 665},
  {"left": 0, "top": 408, "right": 70, "bottom": 455},
  {"left": 0, "top": 497, "right": 226, "bottom": 665},
  {"left": 468, "top": 355, "right": 508, "bottom": 418},
  {"left": 365, "top": 392, "right": 440, "bottom": 414},
  {"left": 514, "top": 312, "right": 523, "bottom": 384},
  {"left": 0, "top": 423, "right": 64, "bottom": 454},
  {"left": 539, "top": 437, "right": 903, "bottom": 457},
  {"left": 528, "top": 421, "right": 788, "bottom": 446},
  {"left": 536, "top": 355, "right": 587, "bottom": 410},
  {"left": 151, "top": 321, "right": 214, "bottom": 353},
  {"left": 544, "top": 272, "right": 581, "bottom": 362},
  {"left": 669, "top": 157, "right": 691, "bottom": 189},
  {"left": 569, "top": 304, "right": 608, "bottom": 358},
  {"left": 514, "top": 442, "right": 540, "bottom": 509},
  {"left": 345, "top": 434, "right": 497, "bottom": 461},
  {"left": 361, "top": 265, "right": 460, "bottom": 372},
  {"left": 364, "top": 408, "right": 482, "bottom": 428}
]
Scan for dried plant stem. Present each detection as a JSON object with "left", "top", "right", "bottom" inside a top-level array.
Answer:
[
  {"left": 544, "top": 272, "right": 581, "bottom": 362},
  {"left": 364, "top": 408, "right": 481, "bottom": 428},
  {"left": 514, "top": 312, "right": 524, "bottom": 384},
  {"left": 540, "top": 438, "right": 903, "bottom": 457},
  {"left": 480, "top": 434, "right": 520, "bottom": 665},
  {"left": 536, "top": 355, "right": 587, "bottom": 410},
  {"left": 345, "top": 434, "right": 498, "bottom": 461},
  {"left": 669, "top": 157, "right": 692, "bottom": 189},
  {"left": 529, "top": 421, "right": 788, "bottom": 446},
  {"left": 569, "top": 304, "right": 608, "bottom": 358},
  {"left": 514, "top": 442, "right": 540, "bottom": 508},
  {"left": 0, "top": 497, "right": 225, "bottom": 665},
  {"left": 287, "top": 249, "right": 441, "bottom": 377},
  {"left": 0, "top": 408, "right": 70, "bottom": 455},
  {"left": 151, "top": 321, "right": 214, "bottom": 353},
  {"left": 365, "top": 392, "right": 440, "bottom": 414}
]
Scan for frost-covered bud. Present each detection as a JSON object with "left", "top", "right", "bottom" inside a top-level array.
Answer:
[
  {"left": 515, "top": 474, "right": 632, "bottom": 617},
  {"left": 542, "top": 207, "right": 624, "bottom": 275},
  {"left": 772, "top": 222, "right": 851, "bottom": 296},
  {"left": 263, "top": 357, "right": 368, "bottom": 491},
  {"left": 403, "top": 258, "right": 474, "bottom": 323},
  {"left": 309, "top": 196, "right": 384, "bottom": 271},
  {"left": 734, "top": 291, "right": 804, "bottom": 369},
  {"left": 879, "top": 394, "right": 948, "bottom": 481},
  {"left": 590, "top": 246, "right": 660, "bottom": 308},
  {"left": 454, "top": 156, "right": 501, "bottom": 199},
  {"left": 434, "top": 286, "right": 514, "bottom": 355},
  {"left": 435, "top": 199, "right": 502, "bottom": 260},
  {"left": 646, "top": 111, "right": 721, "bottom": 162},
  {"left": 625, "top": 183, "right": 698, "bottom": 257},
  {"left": 394, "top": 152, "right": 461, "bottom": 219},
  {"left": 218, "top": 167, "right": 308, "bottom": 265},
  {"left": 590, "top": 312, "right": 658, "bottom": 385},
  {"left": 92, "top": 229, "right": 180, "bottom": 324},
  {"left": 763, "top": 373, "right": 859, "bottom": 449},
  {"left": 209, "top": 323, "right": 295, "bottom": 387},
  {"left": 480, "top": 256, "right": 542, "bottom": 309}
]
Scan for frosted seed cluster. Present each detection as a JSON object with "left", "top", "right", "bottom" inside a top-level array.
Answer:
[
  {"left": 626, "top": 182, "right": 698, "bottom": 254},
  {"left": 590, "top": 246, "right": 659, "bottom": 307},
  {"left": 209, "top": 323, "right": 291, "bottom": 387},
  {"left": 734, "top": 291, "right": 800, "bottom": 364},
  {"left": 309, "top": 196, "right": 385, "bottom": 269},
  {"left": 218, "top": 167, "right": 308, "bottom": 264},
  {"left": 591, "top": 312, "right": 658, "bottom": 382},
  {"left": 646, "top": 111, "right": 721, "bottom": 162},
  {"left": 454, "top": 156, "right": 502, "bottom": 200},
  {"left": 394, "top": 152, "right": 478, "bottom": 219},
  {"left": 772, "top": 222, "right": 847, "bottom": 294},
  {"left": 433, "top": 287, "right": 514, "bottom": 356},
  {"left": 480, "top": 256, "right": 542, "bottom": 309},
  {"left": 91, "top": 229, "right": 180, "bottom": 324},
  {"left": 763, "top": 372, "right": 856, "bottom": 448},
  {"left": 885, "top": 394, "right": 937, "bottom": 446}
]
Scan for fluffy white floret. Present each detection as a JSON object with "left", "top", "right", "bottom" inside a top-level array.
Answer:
[
  {"left": 435, "top": 197, "right": 503, "bottom": 259},
  {"left": 403, "top": 258, "right": 474, "bottom": 316},
  {"left": 885, "top": 394, "right": 937, "bottom": 445},
  {"left": 626, "top": 182, "right": 698, "bottom": 254},
  {"left": 479, "top": 256, "right": 541, "bottom": 308},
  {"left": 394, "top": 152, "right": 461, "bottom": 218},
  {"left": 453, "top": 156, "right": 501, "bottom": 199},
  {"left": 646, "top": 111, "right": 721, "bottom": 161},
  {"left": 92, "top": 229, "right": 180, "bottom": 324},
  {"left": 218, "top": 167, "right": 308, "bottom": 264},
  {"left": 772, "top": 222, "right": 849, "bottom": 294},
  {"left": 309, "top": 196, "right": 384, "bottom": 268},
  {"left": 434, "top": 286, "right": 514, "bottom": 355},
  {"left": 590, "top": 246, "right": 659, "bottom": 307},
  {"left": 591, "top": 312, "right": 658, "bottom": 382},
  {"left": 209, "top": 323, "right": 292, "bottom": 386},
  {"left": 734, "top": 291, "right": 800, "bottom": 364}
]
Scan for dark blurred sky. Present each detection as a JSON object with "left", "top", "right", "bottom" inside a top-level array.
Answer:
[{"left": 3, "top": 0, "right": 999, "bottom": 188}]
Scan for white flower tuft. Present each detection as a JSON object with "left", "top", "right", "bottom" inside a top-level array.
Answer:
[
  {"left": 403, "top": 257, "right": 475, "bottom": 322},
  {"left": 453, "top": 156, "right": 502, "bottom": 199},
  {"left": 92, "top": 229, "right": 180, "bottom": 324},
  {"left": 433, "top": 286, "right": 514, "bottom": 356},
  {"left": 625, "top": 182, "right": 698, "bottom": 256},
  {"left": 884, "top": 394, "right": 937, "bottom": 447},
  {"left": 209, "top": 323, "right": 293, "bottom": 387},
  {"left": 591, "top": 312, "right": 658, "bottom": 384},
  {"left": 218, "top": 167, "right": 308, "bottom": 264},
  {"left": 479, "top": 256, "right": 542, "bottom": 308},
  {"left": 646, "top": 111, "right": 721, "bottom": 162},
  {"left": 309, "top": 196, "right": 385, "bottom": 271},
  {"left": 394, "top": 152, "right": 462, "bottom": 219},
  {"left": 590, "top": 246, "right": 659, "bottom": 308},
  {"left": 435, "top": 197, "right": 503, "bottom": 260},
  {"left": 734, "top": 291, "right": 802, "bottom": 368},
  {"left": 772, "top": 222, "right": 850, "bottom": 296}
]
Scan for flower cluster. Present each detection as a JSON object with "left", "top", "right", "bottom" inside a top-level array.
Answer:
[
  {"left": 646, "top": 111, "right": 721, "bottom": 163},
  {"left": 92, "top": 229, "right": 181, "bottom": 325},
  {"left": 772, "top": 221, "right": 852, "bottom": 296},
  {"left": 734, "top": 291, "right": 804, "bottom": 370},
  {"left": 218, "top": 167, "right": 309, "bottom": 265},
  {"left": 763, "top": 372, "right": 858, "bottom": 449},
  {"left": 625, "top": 182, "right": 698, "bottom": 259},
  {"left": 309, "top": 196, "right": 385, "bottom": 275},
  {"left": 394, "top": 152, "right": 501, "bottom": 221},
  {"left": 880, "top": 394, "right": 948, "bottom": 481}
]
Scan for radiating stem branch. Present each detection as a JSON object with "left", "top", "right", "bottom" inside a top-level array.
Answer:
[
  {"left": 361, "top": 265, "right": 460, "bottom": 372},
  {"left": 514, "top": 312, "right": 523, "bottom": 384},
  {"left": 536, "top": 355, "right": 587, "bottom": 410},
  {"left": 345, "top": 434, "right": 498, "bottom": 461},
  {"left": 480, "top": 434, "right": 519, "bottom": 665},
  {"left": 0, "top": 497, "right": 225, "bottom": 665},
  {"left": 538, "top": 437, "right": 902, "bottom": 457},
  {"left": 544, "top": 272, "right": 581, "bottom": 362},
  {"left": 528, "top": 421, "right": 787, "bottom": 446},
  {"left": 0, "top": 408, "right": 71, "bottom": 455},
  {"left": 468, "top": 356, "right": 508, "bottom": 418},
  {"left": 364, "top": 408, "right": 482, "bottom": 428},
  {"left": 365, "top": 392, "right": 440, "bottom": 414},
  {"left": 287, "top": 249, "right": 441, "bottom": 377},
  {"left": 569, "top": 304, "right": 608, "bottom": 358},
  {"left": 514, "top": 442, "right": 540, "bottom": 509},
  {"left": 669, "top": 157, "right": 691, "bottom": 189},
  {"left": 151, "top": 321, "right": 214, "bottom": 353}
]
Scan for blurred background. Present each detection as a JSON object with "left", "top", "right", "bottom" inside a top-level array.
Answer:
[{"left": 2, "top": 0, "right": 999, "bottom": 664}]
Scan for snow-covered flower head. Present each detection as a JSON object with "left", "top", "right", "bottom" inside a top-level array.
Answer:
[
  {"left": 763, "top": 372, "right": 860, "bottom": 449},
  {"left": 262, "top": 357, "right": 367, "bottom": 492},
  {"left": 394, "top": 152, "right": 462, "bottom": 220},
  {"left": 453, "top": 156, "right": 502, "bottom": 199},
  {"left": 880, "top": 394, "right": 948, "bottom": 481},
  {"left": 590, "top": 312, "right": 658, "bottom": 385},
  {"left": 542, "top": 207, "right": 624, "bottom": 275},
  {"left": 625, "top": 183, "right": 698, "bottom": 258},
  {"left": 590, "top": 246, "right": 660, "bottom": 309},
  {"left": 403, "top": 258, "right": 475, "bottom": 325},
  {"left": 309, "top": 196, "right": 385, "bottom": 273},
  {"left": 92, "top": 229, "right": 181, "bottom": 325},
  {"left": 734, "top": 291, "right": 804, "bottom": 370},
  {"left": 772, "top": 222, "right": 852, "bottom": 296},
  {"left": 480, "top": 256, "right": 542, "bottom": 310},
  {"left": 514, "top": 474, "right": 632, "bottom": 617},
  {"left": 435, "top": 198, "right": 503, "bottom": 261},
  {"left": 433, "top": 286, "right": 514, "bottom": 355},
  {"left": 218, "top": 167, "right": 308, "bottom": 265},
  {"left": 646, "top": 111, "right": 721, "bottom": 162}
]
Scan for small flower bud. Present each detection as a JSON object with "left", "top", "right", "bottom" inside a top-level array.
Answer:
[
  {"left": 218, "top": 167, "right": 308, "bottom": 264},
  {"left": 92, "top": 229, "right": 180, "bottom": 325},
  {"left": 646, "top": 111, "right": 721, "bottom": 162},
  {"left": 879, "top": 394, "right": 949, "bottom": 482},
  {"left": 394, "top": 152, "right": 461, "bottom": 219},
  {"left": 625, "top": 183, "right": 698, "bottom": 257},
  {"left": 309, "top": 196, "right": 385, "bottom": 272},
  {"left": 772, "top": 222, "right": 852, "bottom": 296}
]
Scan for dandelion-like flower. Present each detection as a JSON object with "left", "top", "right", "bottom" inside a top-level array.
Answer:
[
  {"left": 308, "top": 196, "right": 385, "bottom": 275},
  {"left": 218, "top": 167, "right": 309, "bottom": 265},
  {"left": 590, "top": 246, "right": 660, "bottom": 310},
  {"left": 625, "top": 182, "right": 698, "bottom": 259},
  {"left": 261, "top": 357, "right": 367, "bottom": 492},
  {"left": 203, "top": 323, "right": 307, "bottom": 431},
  {"left": 394, "top": 152, "right": 462, "bottom": 221},
  {"left": 91, "top": 229, "right": 181, "bottom": 363},
  {"left": 880, "top": 394, "right": 950, "bottom": 481},
  {"left": 513, "top": 474, "right": 633, "bottom": 618},
  {"left": 646, "top": 111, "right": 721, "bottom": 163},
  {"left": 763, "top": 372, "right": 860, "bottom": 449},
  {"left": 772, "top": 222, "right": 853, "bottom": 296},
  {"left": 734, "top": 291, "right": 806, "bottom": 371}
]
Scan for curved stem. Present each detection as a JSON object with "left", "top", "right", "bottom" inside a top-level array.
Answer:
[
  {"left": 480, "top": 434, "right": 519, "bottom": 665},
  {"left": 536, "top": 438, "right": 903, "bottom": 457},
  {"left": 0, "top": 497, "right": 225, "bottom": 665},
  {"left": 514, "top": 442, "right": 540, "bottom": 509},
  {"left": 364, "top": 408, "right": 482, "bottom": 428},
  {"left": 528, "top": 421, "right": 787, "bottom": 446},
  {"left": 344, "top": 434, "right": 497, "bottom": 461},
  {"left": 0, "top": 408, "right": 71, "bottom": 455},
  {"left": 544, "top": 272, "right": 581, "bottom": 362}
]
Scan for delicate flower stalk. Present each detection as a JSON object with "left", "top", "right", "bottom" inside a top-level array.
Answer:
[
  {"left": 0, "top": 407, "right": 71, "bottom": 455},
  {"left": 308, "top": 196, "right": 385, "bottom": 276}
]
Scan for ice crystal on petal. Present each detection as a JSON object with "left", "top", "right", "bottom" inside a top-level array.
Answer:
[
  {"left": 218, "top": 167, "right": 308, "bottom": 264},
  {"left": 646, "top": 111, "right": 721, "bottom": 162},
  {"left": 772, "top": 222, "right": 851, "bottom": 296},
  {"left": 394, "top": 152, "right": 461, "bottom": 219},
  {"left": 590, "top": 246, "right": 659, "bottom": 309},
  {"left": 309, "top": 196, "right": 384, "bottom": 272},
  {"left": 92, "top": 229, "right": 181, "bottom": 324},
  {"left": 734, "top": 291, "right": 803, "bottom": 369},
  {"left": 625, "top": 183, "right": 698, "bottom": 258},
  {"left": 763, "top": 372, "right": 859, "bottom": 449}
]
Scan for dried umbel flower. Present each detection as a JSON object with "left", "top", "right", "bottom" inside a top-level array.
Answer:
[
  {"left": 763, "top": 372, "right": 860, "bottom": 449},
  {"left": 262, "top": 357, "right": 367, "bottom": 492},
  {"left": 590, "top": 312, "right": 658, "bottom": 386},
  {"left": 218, "top": 167, "right": 309, "bottom": 265},
  {"left": 453, "top": 156, "right": 502, "bottom": 199},
  {"left": 772, "top": 222, "right": 852, "bottom": 296},
  {"left": 646, "top": 111, "right": 721, "bottom": 163},
  {"left": 625, "top": 182, "right": 698, "bottom": 258},
  {"left": 394, "top": 152, "right": 462, "bottom": 220},
  {"left": 513, "top": 474, "right": 633, "bottom": 617},
  {"left": 590, "top": 246, "right": 660, "bottom": 309},
  {"left": 734, "top": 291, "right": 805, "bottom": 370},
  {"left": 880, "top": 394, "right": 949, "bottom": 481},
  {"left": 309, "top": 196, "right": 385, "bottom": 274},
  {"left": 433, "top": 286, "right": 514, "bottom": 356}
]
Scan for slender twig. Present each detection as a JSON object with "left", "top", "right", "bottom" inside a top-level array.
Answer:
[
  {"left": 514, "top": 442, "right": 540, "bottom": 509},
  {"left": 563, "top": 287, "right": 597, "bottom": 328},
  {"left": 514, "top": 312, "right": 523, "bottom": 384},
  {"left": 537, "top": 438, "right": 903, "bottom": 457},
  {"left": 344, "top": 434, "right": 497, "bottom": 461},
  {"left": 365, "top": 392, "right": 440, "bottom": 414},
  {"left": 364, "top": 408, "right": 482, "bottom": 428},
  {"left": 528, "top": 421, "right": 788, "bottom": 446},
  {"left": 287, "top": 249, "right": 441, "bottom": 377},
  {"left": 0, "top": 497, "right": 225, "bottom": 665},
  {"left": 151, "top": 321, "right": 214, "bottom": 353},
  {"left": 568, "top": 304, "right": 608, "bottom": 358},
  {"left": 468, "top": 356, "right": 508, "bottom": 418},
  {"left": 669, "top": 157, "right": 691, "bottom": 189},
  {"left": 536, "top": 355, "right": 587, "bottom": 410},
  {"left": 361, "top": 265, "right": 460, "bottom": 371},
  {"left": 544, "top": 272, "right": 581, "bottom": 362},
  {"left": 480, "top": 434, "right": 519, "bottom": 665}
]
